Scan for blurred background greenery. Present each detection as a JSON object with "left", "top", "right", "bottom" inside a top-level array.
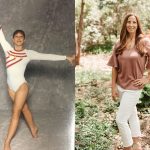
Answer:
[{"left": 75, "top": 0, "right": 150, "bottom": 54}]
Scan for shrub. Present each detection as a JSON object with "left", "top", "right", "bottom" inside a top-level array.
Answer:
[
  {"left": 75, "top": 99, "right": 116, "bottom": 150},
  {"left": 138, "top": 84, "right": 150, "bottom": 109},
  {"left": 75, "top": 71, "right": 116, "bottom": 150},
  {"left": 85, "top": 41, "right": 113, "bottom": 54}
]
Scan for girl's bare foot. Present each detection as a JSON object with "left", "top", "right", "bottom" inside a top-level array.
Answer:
[{"left": 31, "top": 126, "right": 38, "bottom": 138}]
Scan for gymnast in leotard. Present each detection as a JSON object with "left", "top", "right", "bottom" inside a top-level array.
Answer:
[{"left": 0, "top": 26, "right": 75, "bottom": 150}]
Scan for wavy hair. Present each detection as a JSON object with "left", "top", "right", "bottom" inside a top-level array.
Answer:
[{"left": 115, "top": 13, "right": 144, "bottom": 55}]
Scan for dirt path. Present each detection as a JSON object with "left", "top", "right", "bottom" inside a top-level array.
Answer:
[{"left": 75, "top": 54, "right": 111, "bottom": 72}]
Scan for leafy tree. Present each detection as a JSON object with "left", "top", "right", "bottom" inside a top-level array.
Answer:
[{"left": 75, "top": 0, "right": 150, "bottom": 53}]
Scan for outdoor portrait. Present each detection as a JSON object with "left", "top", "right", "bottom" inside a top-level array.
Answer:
[{"left": 75, "top": 0, "right": 150, "bottom": 150}]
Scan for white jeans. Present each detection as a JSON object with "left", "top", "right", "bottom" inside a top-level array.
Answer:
[{"left": 116, "top": 85, "right": 142, "bottom": 147}]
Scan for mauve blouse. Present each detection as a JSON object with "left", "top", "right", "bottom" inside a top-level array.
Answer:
[{"left": 107, "top": 37, "right": 150, "bottom": 90}]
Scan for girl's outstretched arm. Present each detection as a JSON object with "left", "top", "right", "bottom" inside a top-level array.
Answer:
[
  {"left": 0, "top": 26, "right": 12, "bottom": 52},
  {"left": 27, "top": 50, "right": 75, "bottom": 64}
]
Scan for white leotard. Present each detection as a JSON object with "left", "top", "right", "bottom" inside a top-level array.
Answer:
[{"left": 0, "top": 29, "right": 66, "bottom": 92}]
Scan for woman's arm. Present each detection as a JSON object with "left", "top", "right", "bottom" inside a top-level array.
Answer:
[
  {"left": 133, "top": 70, "right": 150, "bottom": 87},
  {"left": 0, "top": 26, "right": 12, "bottom": 52},
  {"left": 146, "top": 70, "right": 150, "bottom": 83},
  {"left": 112, "top": 67, "right": 119, "bottom": 101},
  {"left": 107, "top": 41, "right": 120, "bottom": 100},
  {"left": 133, "top": 37, "right": 150, "bottom": 87}
]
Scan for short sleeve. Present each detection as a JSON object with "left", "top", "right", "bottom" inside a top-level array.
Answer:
[
  {"left": 107, "top": 42, "right": 119, "bottom": 68},
  {"left": 140, "top": 37, "right": 150, "bottom": 69}
]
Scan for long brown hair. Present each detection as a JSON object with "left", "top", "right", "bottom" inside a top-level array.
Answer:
[{"left": 115, "top": 13, "right": 143, "bottom": 55}]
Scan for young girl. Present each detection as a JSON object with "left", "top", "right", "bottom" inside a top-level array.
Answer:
[
  {"left": 108, "top": 13, "right": 150, "bottom": 150},
  {"left": 0, "top": 26, "right": 75, "bottom": 150}
]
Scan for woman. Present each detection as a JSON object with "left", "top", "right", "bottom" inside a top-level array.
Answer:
[
  {"left": 0, "top": 26, "right": 75, "bottom": 150},
  {"left": 108, "top": 13, "right": 150, "bottom": 150}
]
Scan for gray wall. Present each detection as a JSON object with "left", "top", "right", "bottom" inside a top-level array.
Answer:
[{"left": 0, "top": 0, "right": 75, "bottom": 111}]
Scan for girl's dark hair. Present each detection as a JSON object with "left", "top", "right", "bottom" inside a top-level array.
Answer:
[{"left": 13, "top": 30, "right": 25, "bottom": 39}]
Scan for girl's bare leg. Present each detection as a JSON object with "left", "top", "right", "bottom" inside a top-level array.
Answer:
[
  {"left": 22, "top": 104, "right": 38, "bottom": 138},
  {"left": 4, "top": 83, "right": 29, "bottom": 150},
  {"left": 8, "top": 88, "right": 38, "bottom": 138}
]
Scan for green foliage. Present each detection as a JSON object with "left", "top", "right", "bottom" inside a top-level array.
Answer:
[
  {"left": 75, "top": 0, "right": 150, "bottom": 53},
  {"left": 85, "top": 41, "right": 113, "bottom": 54},
  {"left": 75, "top": 98, "right": 116, "bottom": 150},
  {"left": 103, "top": 101, "right": 118, "bottom": 113},
  {"left": 75, "top": 117, "right": 115, "bottom": 150},
  {"left": 75, "top": 71, "right": 117, "bottom": 150},
  {"left": 76, "top": 100, "right": 86, "bottom": 119},
  {"left": 75, "top": 70, "right": 103, "bottom": 85},
  {"left": 138, "top": 84, "right": 150, "bottom": 109},
  {"left": 75, "top": 70, "right": 150, "bottom": 149}
]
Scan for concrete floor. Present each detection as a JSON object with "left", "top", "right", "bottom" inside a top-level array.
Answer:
[{"left": 0, "top": 109, "right": 74, "bottom": 150}]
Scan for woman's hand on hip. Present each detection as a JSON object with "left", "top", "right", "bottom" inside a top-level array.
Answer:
[{"left": 133, "top": 77, "right": 150, "bottom": 87}]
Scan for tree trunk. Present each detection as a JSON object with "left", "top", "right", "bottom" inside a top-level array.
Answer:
[{"left": 76, "top": 0, "right": 85, "bottom": 65}]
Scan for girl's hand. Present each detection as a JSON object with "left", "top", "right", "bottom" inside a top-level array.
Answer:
[
  {"left": 66, "top": 55, "right": 76, "bottom": 66},
  {"left": 133, "top": 77, "right": 150, "bottom": 88},
  {"left": 112, "top": 88, "right": 119, "bottom": 101}
]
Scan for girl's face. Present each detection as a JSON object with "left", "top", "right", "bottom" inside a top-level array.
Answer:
[
  {"left": 13, "top": 32, "right": 25, "bottom": 47},
  {"left": 126, "top": 15, "right": 138, "bottom": 34}
]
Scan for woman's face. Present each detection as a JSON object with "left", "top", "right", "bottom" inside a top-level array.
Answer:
[{"left": 126, "top": 15, "right": 138, "bottom": 34}]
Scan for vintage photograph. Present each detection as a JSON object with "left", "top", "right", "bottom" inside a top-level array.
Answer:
[{"left": 0, "top": 0, "right": 75, "bottom": 150}]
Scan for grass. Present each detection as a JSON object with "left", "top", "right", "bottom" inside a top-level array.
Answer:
[
  {"left": 75, "top": 70, "right": 118, "bottom": 150},
  {"left": 75, "top": 69, "right": 150, "bottom": 150}
]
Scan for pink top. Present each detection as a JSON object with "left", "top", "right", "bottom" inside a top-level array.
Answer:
[{"left": 107, "top": 37, "right": 150, "bottom": 90}]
